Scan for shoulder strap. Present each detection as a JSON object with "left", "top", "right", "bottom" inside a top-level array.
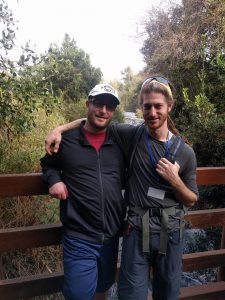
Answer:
[
  {"left": 169, "top": 135, "right": 188, "bottom": 216},
  {"left": 110, "top": 124, "right": 128, "bottom": 167},
  {"left": 111, "top": 124, "right": 144, "bottom": 169},
  {"left": 129, "top": 125, "right": 144, "bottom": 170},
  {"left": 170, "top": 135, "right": 185, "bottom": 162}
]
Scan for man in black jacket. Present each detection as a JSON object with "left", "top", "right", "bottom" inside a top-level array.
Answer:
[{"left": 41, "top": 83, "right": 126, "bottom": 300}]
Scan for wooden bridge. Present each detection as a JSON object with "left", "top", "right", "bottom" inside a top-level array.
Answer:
[{"left": 0, "top": 167, "right": 225, "bottom": 300}]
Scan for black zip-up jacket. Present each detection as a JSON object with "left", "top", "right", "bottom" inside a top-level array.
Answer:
[{"left": 40, "top": 122, "right": 126, "bottom": 244}]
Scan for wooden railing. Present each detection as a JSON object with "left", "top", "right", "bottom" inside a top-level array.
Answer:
[{"left": 0, "top": 168, "right": 225, "bottom": 300}]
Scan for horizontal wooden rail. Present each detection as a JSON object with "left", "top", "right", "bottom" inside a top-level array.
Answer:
[
  {"left": 0, "top": 272, "right": 63, "bottom": 300},
  {"left": 179, "top": 281, "right": 225, "bottom": 300},
  {"left": 0, "top": 224, "right": 62, "bottom": 252},
  {"left": 148, "top": 282, "right": 225, "bottom": 300},
  {"left": 0, "top": 173, "right": 48, "bottom": 197},
  {"left": 0, "top": 167, "right": 225, "bottom": 198},
  {"left": 1, "top": 273, "right": 225, "bottom": 300},
  {"left": 1, "top": 226, "right": 225, "bottom": 271},
  {"left": 197, "top": 167, "right": 225, "bottom": 186},
  {"left": 0, "top": 209, "right": 225, "bottom": 252},
  {"left": 0, "top": 168, "right": 225, "bottom": 300},
  {"left": 185, "top": 208, "right": 225, "bottom": 228},
  {"left": 183, "top": 249, "right": 225, "bottom": 272}
]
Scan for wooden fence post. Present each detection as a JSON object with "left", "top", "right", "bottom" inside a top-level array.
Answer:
[
  {"left": 218, "top": 227, "right": 225, "bottom": 281},
  {"left": 0, "top": 253, "right": 4, "bottom": 279}
]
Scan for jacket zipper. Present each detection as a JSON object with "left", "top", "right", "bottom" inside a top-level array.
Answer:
[{"left": 97, "top": 151, "right": 105, "bottom": 243}]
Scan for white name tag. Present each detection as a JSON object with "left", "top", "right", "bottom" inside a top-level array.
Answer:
[{"left": 147, "top": 187, "right": 165, "bottom": 200}]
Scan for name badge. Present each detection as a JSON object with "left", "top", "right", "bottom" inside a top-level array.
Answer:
[{"left": 147, "top": 187, "right": 165, "bottom": 200}]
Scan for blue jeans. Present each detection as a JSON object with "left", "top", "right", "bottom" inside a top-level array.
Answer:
[
  {"left": 118, "top": 228, "right": 183, "bottom": 300},
  {"left": 63, "top": 234, "right": 119, "bottom": 300}
]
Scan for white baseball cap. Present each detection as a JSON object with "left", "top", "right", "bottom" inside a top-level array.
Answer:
[{"left": 88, "top": 83, "right": 120, "bottom": 104}]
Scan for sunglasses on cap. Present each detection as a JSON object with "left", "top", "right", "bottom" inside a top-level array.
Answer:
[
  {"left": 89, "top": 98, "right": 117, "bottom": 112},
  {"left": 141, "top": 76, "right": 172, "bottom": 97},
  {"left": 141, "top": 76, "right": 169, "bottom": 87}
]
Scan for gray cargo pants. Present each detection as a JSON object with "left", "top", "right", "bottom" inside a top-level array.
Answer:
[{"left": 118, "top": 227, "right": 183, "bottom": 300}]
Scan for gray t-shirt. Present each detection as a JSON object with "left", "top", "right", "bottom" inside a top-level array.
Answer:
[{"left": 126, "top": 128, "right": 198, "bottom": 232}]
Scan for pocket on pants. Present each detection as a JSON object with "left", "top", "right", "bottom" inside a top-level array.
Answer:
[{"left": 168, "top": 230, "right": 181, "bottom": 245}]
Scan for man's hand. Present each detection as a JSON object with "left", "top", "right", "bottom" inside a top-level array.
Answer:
[
  {"left": 156, "top": 157, "right": 197, "bottom": 207},
  {"left": 44, "top": 119, "right": 86, "bottom": 155},
  {"left": 156, "top": 158, "right": 180, "bottom": 185},
  {"left": 49, "top": 182, "right": 68, "bottom": 200},
  {"left": 45, "top": 128, "right": 62, "bottom": 155}
]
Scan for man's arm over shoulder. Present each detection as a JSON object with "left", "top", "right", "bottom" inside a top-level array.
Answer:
[
  {"left": 110, "top": 123, "right": 142, "bottom": 157},
  {"left": 45, "top": 118, "right": 86, "bottom": 155}
]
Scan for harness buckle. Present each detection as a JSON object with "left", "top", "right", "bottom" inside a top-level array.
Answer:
[{"left": 149, "top": 207, "right": 162, "bottom": 217}]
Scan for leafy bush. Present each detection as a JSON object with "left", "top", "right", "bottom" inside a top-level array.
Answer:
[{"left": 0, "top": 105, "right": 66, "bottom": 173}]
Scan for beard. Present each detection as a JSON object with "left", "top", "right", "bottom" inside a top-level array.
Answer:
[
  {"left": 144, "top": 116, "right": 168, "bottom": 130},
  {"left": 87, "top": 113, "right": 112, "bottom": 132}
]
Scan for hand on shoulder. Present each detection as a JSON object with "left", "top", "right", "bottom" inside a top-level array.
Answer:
[{"left": 45, "top": 127, "right": 62, "bottom": 155}]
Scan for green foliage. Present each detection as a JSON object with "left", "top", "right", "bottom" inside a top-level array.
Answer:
[
  {"left": 182, "top": 88, "right": 216, "bottom": 131},
  {"left": 205, "top": 52, "right": 225, "bottom": 111},
  {"left": 0, "top": 0, "right": 16, "bottom": 61},
  {"left": 60, "top": 98, "right": 88, "bottom": 122},
  {"left": 173, "top": 66, "right": 225, "bottom": 168},
  {"left": 197, "top": 185, "right": 225, "bottom": 210},
  {"left": 138, "top": 0, "right": 225, "bottom": 168},
  {"left": 40, "top": 196, "right": 60, "bottom": 224},
  {"left": 141, "top": 0, "right": 225, "bottom": 74},
  {"left": 0, "top": 107, "right": 66, "bottom": 173},
  {"left": 113, "top": 105, "right": 125, "bottom": 123},
  {"left": 115, "top": 67, "right": 143, "bottom": 112},
  {"left": 0, "top": 0, "right": 42, "bottom": 138},
  {"left": 0, "top": 71, "right": 57, "bottom": 136},
  {"left": 140, "top": 0, "right": 225, "bottom": 113},
  {"left": 0, "top": 0, "right": 58, "bottom": 136},
  {"left": 30, "top": 34, "right": 102, "bottom": 102},
  {"left": 0, "top": 33, "right": 103, "bottom": 138}
]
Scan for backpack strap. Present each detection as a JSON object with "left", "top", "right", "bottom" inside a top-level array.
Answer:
[
  {"left": 110, "top": 124, "right": 129, "bottom": 168},
  {"left": 169, "top": 135, "right": 188, "bottom": 234},
  {"left": 170, "top": 135, "right": 185, "bottom": 162},
  {"left": 111, "top": 124, "right": 144, "bottom": 184},
  {"left": 129, "top": 125, "right": 145, "bottom": 171}
]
